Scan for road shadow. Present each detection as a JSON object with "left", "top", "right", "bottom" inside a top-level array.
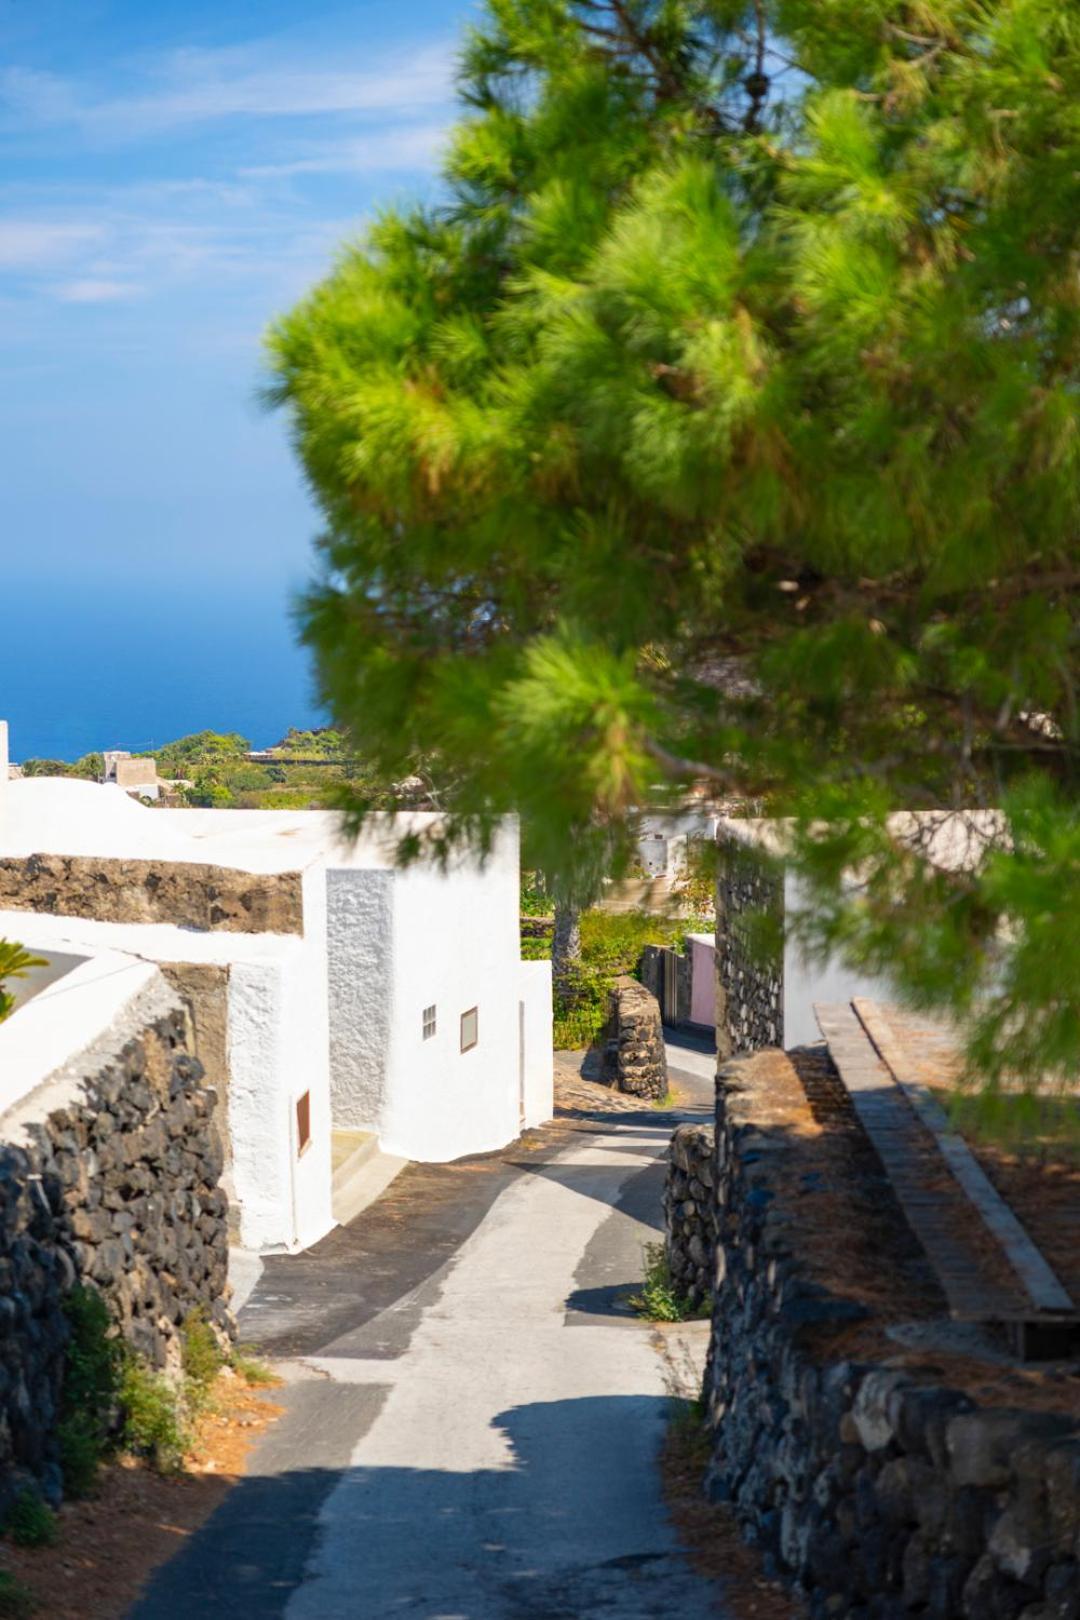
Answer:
[{"left": 126, "top": 1394, "right": 724, "bottom": 1620}]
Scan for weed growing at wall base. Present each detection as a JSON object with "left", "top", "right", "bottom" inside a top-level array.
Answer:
[
  {"left": 0, "top": 1571, "right": 36, "bottom": 1618},
  {"left": 629, "top": 1243, "right": 709, "bottom": 1324},
  {"left": 3, "top": 1491, "right": 57, "bottom": 1550},
  {"left": 58, "top": 1286, "right": 121, "bottom": 1496}
]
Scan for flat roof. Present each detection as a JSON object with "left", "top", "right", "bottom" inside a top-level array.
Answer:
[
  {"left": 717, "top": 809, "right": 1008, "bottom": 874},
  {"left": 0, "top": 777, "right": 451, "bottom": 875}
]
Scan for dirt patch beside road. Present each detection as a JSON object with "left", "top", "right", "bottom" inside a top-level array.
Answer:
[{"left": 0, "top": 1372, "right": 282, "bottom": 1620}]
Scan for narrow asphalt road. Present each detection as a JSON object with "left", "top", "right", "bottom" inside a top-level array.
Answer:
[{"left": 130, "top": 1038, "right": 724, "bottom": 1620}]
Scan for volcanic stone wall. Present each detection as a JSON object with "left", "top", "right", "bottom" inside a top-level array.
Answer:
[
  {"left": 664, "top": 1123, "right": 716, "bottom": 1310},
  {"left": 602, "top": 976, "right": 668, "bottom": 1099},
  {"left": 0, "top": 982, "right": 230, "bottom": 1511},
  {"left": 693, "top": 1049, "right": 1080, "bottom": 1620},
  {"left": 0, "top": 853, "right": 303, "bottom": 934},
  {"left": 714, "top": 838, "right": 784, "bottom": 1058}
]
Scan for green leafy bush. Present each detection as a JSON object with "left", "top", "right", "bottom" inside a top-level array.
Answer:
[
  {"left": 628, "top": 1243, "right": 707, "bottom": 1324},
  {"left": 181, "top": 1309, "right": 225, "bottom": 1412},
  {"left": 4, "top": 1491, "right": 56, "bottom": 1549},
  {"left": 119, "top": 1361, "right": 188, "bottom": 1473},
  {"left": 0, "top": 1571, "right": 36, "bottom": 1617},
  {"left": 519, "top": 873, "right": 552, "bottom": 917},
  {"left": 0, "top": 940, "right": 48, "bottom": 1024},
  {"left": 525, "top": 907, "right": 711, "bottom": 1049},
  {"left": 58, "top": 1286, "right": 121, "bottom": 1496},
  {"left": 228, "top": 1349, "right": 276, "bottom": 1387}
]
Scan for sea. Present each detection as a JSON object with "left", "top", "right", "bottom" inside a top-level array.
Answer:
[{"left": 0, "top": 579, "right": 324, "bottom": 763}]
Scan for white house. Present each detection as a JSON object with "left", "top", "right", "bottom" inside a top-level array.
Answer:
[
  {"left": 0, "top": 724, "right": 552, "bottom": 1254},
  {"left": 634, "top": 806, "right": 720, "bottom": 880},
  {"left": 712, "top": 811, "right": 1005, "bottom": 1055}
]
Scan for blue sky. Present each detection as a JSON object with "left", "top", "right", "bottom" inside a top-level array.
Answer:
[{"left": 0, "top": 0, "right": 468, "bottom": 595}]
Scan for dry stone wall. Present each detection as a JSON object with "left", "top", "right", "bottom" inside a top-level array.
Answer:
[
  {"left": 0, "top": 853, "right": 303, "bottom": 934},
  {"left": 688, "top": 1049, "right": 1080, "bottom": 1620},
  {"left": 664, "top": 1123, "right": 716, "bottom": 1310},
  {"left": 0, "top": 982, "right": 230, "bottom": 1512},
  {"left": 602, "top": 976, "right": 668, "bottom": 1099},
  {"left": 715, "top": 839, "right": 783, "bottom": 1058}
]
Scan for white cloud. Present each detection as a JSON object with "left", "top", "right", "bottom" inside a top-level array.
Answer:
[
  {"left": 54, "top": 278, "right": 139, "bottom": 303},
  {"left": 0, "top": 221, "right": 102, "bottom": 269},
  {"left": 0, "top": 40, "right": 455, "bottom": 144},
  {"left": 240, "top": 122, "right": 448, "bottom": 180}
]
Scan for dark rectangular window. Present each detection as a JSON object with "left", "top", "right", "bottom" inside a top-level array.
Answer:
[
  {"left": 422, "top": 1004, "right": 437, "bottom": 1040},
  {"left": 296, "top": 1091, "right": 311, "bottom": 1157},
  {"left": 460, "top": 1007, "right": 479, "bottom": 1053}
]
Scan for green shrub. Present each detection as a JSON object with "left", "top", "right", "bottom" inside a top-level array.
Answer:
[
  {"left": 4, "top": 1491, "right": 56, "bottom": 1549},
  {"left": 628, "top": 1243, "right": 707, "bottom": 1324},
  {"left": 228, "top": 1348, "right": 276, "bottom": 1387},
  {"left": 119, "top": 1360, "right": 188, "bottom": 1473},
  {"left": 57, "top": 1412, "right": 106, "bottom": 1501},
  {"left": 0, "top": 940, "right": 48, "bottom": 1024},
  {"left": 59, "top": 1285, "right": 121, "bottom": 1496},
  {"left": 0, "top": 1571, "right": 36, "bottom": 1617},
  {"left": 519, "top": 873, "right": 552, "bottom": 917},
  {"left": 525, "top": 907, "right": 712, "bottom": 1050},
  {"left": 181, "top": 1308, "right": 225, "bottom": 1410}
]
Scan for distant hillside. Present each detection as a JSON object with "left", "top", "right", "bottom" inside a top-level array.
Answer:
[{"left": 18, "top": 728, "right": 376, "bottom": 811}]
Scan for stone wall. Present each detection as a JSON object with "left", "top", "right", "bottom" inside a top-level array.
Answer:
[
  {"left": 0, "top": 853, "right": 303, "bottom": 934},
  {"left": 0, "top": 978, "right": 230, "bottom": 1511},
  {"left": 714, "top": 838, "right": 783, "bottom": 1059},
  {"left": 602, "top": 976, "right": 668, "bottom": 1099},
  {"left": 696, "top": 1049, "right": 1080, "bottom": 1620},
  {"left": 664, "top": 1123, "right": 716, "bottom": 1310}
]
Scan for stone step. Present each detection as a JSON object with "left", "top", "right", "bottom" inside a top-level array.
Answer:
[
  {"left": 331, "top": 1128, "right": 376, "bottom": 1180},
  {"left": 331, "top": 1130, "right": 408, "bottom": 1228}
]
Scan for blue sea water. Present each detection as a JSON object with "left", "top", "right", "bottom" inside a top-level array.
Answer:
[{"left": 0, "top": 579, "right": 324, "bottom": 762}]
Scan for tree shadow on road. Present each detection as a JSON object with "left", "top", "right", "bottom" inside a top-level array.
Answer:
[{"left": 126, "top": 1391, "right": 724, "bottom": 1620}]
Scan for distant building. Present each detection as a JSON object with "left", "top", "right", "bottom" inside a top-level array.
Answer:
[
  {"left": 103, "top": 751, "right": 161, "bottom": 800},
  {"left": 0, "top": 733, "right": 552, "bottom": 1253},
  {"left": 712, "top": 812, "right": 1005, "bottom": 1056}
]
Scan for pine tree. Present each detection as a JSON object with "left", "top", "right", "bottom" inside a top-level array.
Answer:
[{"left": 269, "top": 1, "right": 1079, "bottom": 1096}]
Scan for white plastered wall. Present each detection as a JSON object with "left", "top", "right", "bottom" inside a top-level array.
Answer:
[
  {"left": 325, "top": 868, "right": 394, "bottom": 1132},
  {"left": 518, "top": 958, "right": 554, "bottom": 1129},
  {"left": 0, "top": 909, "right": 334, "bottom": 1254},
  {"left": 781, "top": 870, "right": 907, "bottom": 1048},
  {"left": 377, "top": 820, "right": 539, "bottom": 1162}
]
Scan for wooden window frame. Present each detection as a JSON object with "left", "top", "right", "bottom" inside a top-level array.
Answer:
[{"left": 295, "top": 1090, "right": 312, "bottom": 1158}]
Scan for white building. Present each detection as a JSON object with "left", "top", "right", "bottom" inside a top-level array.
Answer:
[
  {"left": 0, "top": 726, "right": 551, "bottom": 1254},
  {"left": 713, "top": 812, "right": 1005, "bottom": 1054},
  {"left": 634, "top": 807, "right": 720, "bottom": 880}
]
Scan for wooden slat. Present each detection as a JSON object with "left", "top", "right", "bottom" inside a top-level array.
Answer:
[{"left": 851, "top": 999, "right": 1075, "bottom": 1316}]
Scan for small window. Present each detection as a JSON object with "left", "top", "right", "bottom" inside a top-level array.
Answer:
[
  {"left": 422, "top": 1004, "right": 437, "bottom": 1040},
  {"left": 460, "top": 1006, "right": 479, "bottom": 1053},
  {"left": 296, "top": 1091, "right": 312, "bottom": 1157}
]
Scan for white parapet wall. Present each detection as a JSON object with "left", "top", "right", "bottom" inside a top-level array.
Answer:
[
  {"left": 0, "top": 910, "right": 334, "bottom": 1254},
  {"left": 0, "top": 946, "right": 165, "bottom": 1131}
]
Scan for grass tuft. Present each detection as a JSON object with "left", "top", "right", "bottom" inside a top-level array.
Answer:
[
  {"left": 628, "top": 1242, "right": 709, "bottom": 1323},
  {"left": 4, "top": 1491, "right": 57, "bottom": 1550},
  {"left": 0, "top": 1571, "right": 36, "bottom": 1618}
]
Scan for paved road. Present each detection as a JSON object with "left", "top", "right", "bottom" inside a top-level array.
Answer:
[{"left": 131, "top": 1041, "right": 724, "bottom": 1619}]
